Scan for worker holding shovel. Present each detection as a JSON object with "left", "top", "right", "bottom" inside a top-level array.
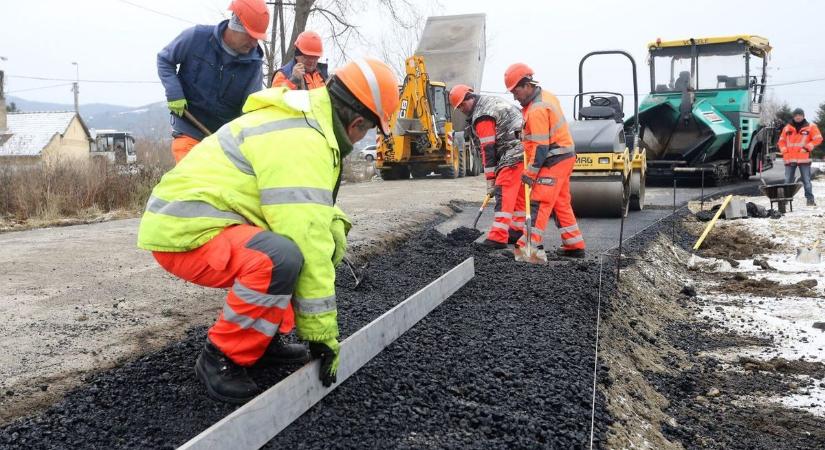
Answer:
[
  {"left": 138, "top": 58, "right": 399, "bottom": 403},
  {"left": 157, "top": 0, "right": 269, "bottom": 164},
  {"left": 505, "top": 63, "right": 586, "bottom": 259},
  {"left": 449, "top": 84, "right": 526, "bottom": 249}
]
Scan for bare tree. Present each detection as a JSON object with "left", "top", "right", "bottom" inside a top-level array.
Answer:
[{"left": 262, "top": 0, "right": 435, "bottom": 85}]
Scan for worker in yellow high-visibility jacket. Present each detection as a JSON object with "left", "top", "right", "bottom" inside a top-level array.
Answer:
[{"left": 138, "top": 58, "right": 399, "bottom": 404}]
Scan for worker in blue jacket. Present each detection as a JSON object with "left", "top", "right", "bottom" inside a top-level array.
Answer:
[{"left": 157, "top": 0, "right": 268, "bottom": 164}]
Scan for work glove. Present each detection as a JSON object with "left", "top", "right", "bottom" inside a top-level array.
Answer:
[
  {"left": 486, "top": 179, "right": 496, "bottom": 195},
  {"left": 290, "top": 63, "right": 306, "bottom": 85},
  {"left": 167, "top": 98, "right": 187, "bottom": 117},
  {"left": 521, "top": 173, "right": 535, "bottom": 187},
  {"left": 330, "top": 206, "right": 352, "bottom": 267},
  {"left": 309, "top": 338, "right": 340, "bottom": 387}
]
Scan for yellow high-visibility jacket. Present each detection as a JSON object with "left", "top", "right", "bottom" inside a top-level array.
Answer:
[{"left": 137, "top": 86, "right": 351, "bottom": 342}]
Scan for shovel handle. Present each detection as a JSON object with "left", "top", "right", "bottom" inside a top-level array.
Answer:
[{"left": 183, "top": 110, "right": 213, "bottom": 137}]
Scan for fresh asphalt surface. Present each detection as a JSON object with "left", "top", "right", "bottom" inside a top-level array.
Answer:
[{"left": 437, "top": 165, "right": 786, "bottom": 255}]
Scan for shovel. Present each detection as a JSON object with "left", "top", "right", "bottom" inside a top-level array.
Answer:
[
  {"left": 183, "top": 110, "right": 213, "bottom": 137},
  {"left": 514, "top": 155, "right": 546, "bottom": 264},
  {"left": 472, "top": 193, "right": 493, "bottom": 229},
  {"left": 796, "top": 239, "right": 821, "bottom": 264},
  {"left": 342, "top": 256, "right": 367, "bottom": 289}
]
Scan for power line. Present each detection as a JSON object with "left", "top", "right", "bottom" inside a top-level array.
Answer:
[
  {"left": 8, "top": 75, "right": 160, "bottom": 84},
  {"left": 768, "top": 77, "right": 825, "bottom": 88},
  {"left": 116, "top": 0, "right": 197, "bottom": 25},
  {"left": 7, "top": 83, "right": 74, "bottom": 94}
]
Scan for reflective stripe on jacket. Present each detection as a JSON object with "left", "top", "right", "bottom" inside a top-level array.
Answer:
[
  {"left": 521, "top": 87, "right": 575, "bottom": 174},
  {"left": 778, "top": 121, "right": 822, "bottom": 165},
  {"left": 137, "top": 87, "right": 348, "bottom": 342},
  {"left": 469, "top": 94, "right": 524, "bottom": 175}
]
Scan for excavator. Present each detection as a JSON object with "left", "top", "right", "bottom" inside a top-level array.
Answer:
[
  {"left": 376, "top": 56, "right": 466, "bottom": 180},
  {"left": 376, "top": 14, "right": 486, "bottom": 180}
]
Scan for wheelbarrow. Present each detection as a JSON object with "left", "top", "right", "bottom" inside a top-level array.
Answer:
[{"left": 758, "top": 182, "right": 802, "bottom": 213}]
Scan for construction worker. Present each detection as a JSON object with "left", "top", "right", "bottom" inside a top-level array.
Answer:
[
  {"left": 137, "top": 58, "right": 399, "bottom": 404},
  {"left": 779, "top": 108, "right": 822, "bottom": 206},
  {"left": 272, "top": 31, "right": 328, "bottom": 90},
  {"left": 157, "top": 0, "right": 269, "bottom": 164},
  {"left": 449, "top": 84, "right": 526, "bottom": 248},
  {"left": 504, "top": 63, "right": 586, "bottom": 258}
]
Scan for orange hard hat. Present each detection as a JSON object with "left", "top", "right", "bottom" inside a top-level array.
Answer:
[
  {"left": 504, "top": 62, "right": 535, "bottom": 91},
  {"left": 228, "top": 0, "right": 269, "bottom": 40},
  {"left": 295, "top": 31, "right": 323, "bottom": 57},
  {"left": 449, "top": 84, "right": 474, "bottom": 110},
  {"left": 334, "top": 59, "right": 400, "bottom": 135}
]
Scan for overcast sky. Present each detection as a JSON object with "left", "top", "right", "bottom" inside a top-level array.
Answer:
[{"left": 2, "top": 0, "right": 824, "bottom": 116}]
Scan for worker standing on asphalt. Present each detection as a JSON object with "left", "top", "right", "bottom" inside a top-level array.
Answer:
[
  {"left": 137, "top": 58, "right": 399, "bottom": 404},
  {"left": 505, "top": 63, "right": 586, "bottom": 258},
  {"left": 272, "top": 31, "right": 328, "bottom": 90},
  {"left": 449, "top": 85, "right": 526, "bottom": 248},
  {"left": 778, "top": 108, "right": 822, "bottom": 206},
  {"left": 157, "top": 0, "right": 268, "bottom": 164}
]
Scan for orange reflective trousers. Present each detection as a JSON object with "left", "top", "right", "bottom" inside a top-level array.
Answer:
[
  {"left": 516, "top": 157, "right": 585, "bottom": 251},
  {"left": 153, "top": 225, "right": 302, "bottom": 366},
  {"left": 171, "top": 135, "right": 200, "bottom": 164},
  {"left": 487, "top": 163, "right": 526, "bottom": 244}
]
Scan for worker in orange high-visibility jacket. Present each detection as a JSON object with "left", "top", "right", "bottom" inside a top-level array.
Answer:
[
  {"left": 778, "top": 108, "right": 822, "bottom": 206},
  {"left": 450, "top": 84, "right": 526, "bottom": 248},
  {"left": 272, "top": 31, "right": 328, "bottom": 90},
  {"left": 138, "top": 58, "right": 400, "bottom": 404},
  {"left": 505, "top": 63, "right": 586, "bottom": 258}
]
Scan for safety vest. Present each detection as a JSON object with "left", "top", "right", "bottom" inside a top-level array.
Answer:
[
  {"left": 521, "top": 87, "right": 575, "bottom": 174},
  {"left": 272, "top": 59, "right": 328, "bottom": 90},
  {"left": 778, "top": 121, "right": 822, "bottom": 165},
  {"left": 470, "top": 95, "right": 524, "bottom": 177},
  {"left": 137, "top": 87, "right": 348, "bottom": 342}
]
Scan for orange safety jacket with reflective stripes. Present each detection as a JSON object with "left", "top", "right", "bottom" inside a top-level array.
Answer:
[
  {"left": 778, "top": 121, "right": 822, "bottom": 165},
  {"left": 272, "top": 68, "right": 327, "bottom": 90},
  {"left": 521, "top": 87, "right": 575, "bottom": 176}
]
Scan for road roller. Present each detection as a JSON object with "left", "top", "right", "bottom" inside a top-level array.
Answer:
[{"left": 568, "top": 50, "right": 646, "bottom": 217}]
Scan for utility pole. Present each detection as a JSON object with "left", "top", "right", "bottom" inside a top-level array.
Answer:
[
  {"left": 71, "top": 62, "right": 79, "bottom": 113},
  {"left": 265, "top": 1, "right": 280, "bottom": 87}
]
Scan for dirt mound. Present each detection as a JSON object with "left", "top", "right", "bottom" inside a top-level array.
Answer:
[
  {"left": 445, "top": 226, "right": 482, "bottom": 245},
  {"left": 717, "top": 275, "right": 819, "bottom": 298},
  {"left": 696, "top": 225, "right": 776, "bottom": 260},
  {"left": 740, "top": 357, "right": 825, "bottom": 378}
]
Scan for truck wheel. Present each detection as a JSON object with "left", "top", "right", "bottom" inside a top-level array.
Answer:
[{"left": 394, "top": 165, "right": 411, "bottom": 180}]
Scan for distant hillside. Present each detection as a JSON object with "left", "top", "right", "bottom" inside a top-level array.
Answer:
[{"left": 7, "top": 96, "right": 170, "bottom": 139}]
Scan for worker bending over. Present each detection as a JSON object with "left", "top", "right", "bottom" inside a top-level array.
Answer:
[
  {"left": 505, "top": 63, "right": 586, "bottom": 258},
  {"left": 138, "top": 59, "right": 399, "bottom": 404},
  {"left": 272, "top": 31, "right": 328, "bottom": 90},
  {"left": 450, "top": 85, "right": 526, "bottom": 249},
  {"left": 157, "top": 0, "right": 268, "bottom": 164},
  {"left": 779, "top": 108, "right": 822, "bottom": 206}
]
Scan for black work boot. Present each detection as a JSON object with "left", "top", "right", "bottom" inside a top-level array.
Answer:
[
  {"left": 807, "top": 198, "right": 817, "bottom": 206},
  {"left": 195, "top": 340, "right": 261, "bottom": 404},
  {"left": 258, "top": 334, "right": 310, "bottom": 365},
  {"left": 556, "top": 248, "right": 586, "bottom": 259},
  {"left": 507, "top": 229, "right": 523, "bottom": 245},
  {"left": 476, "top": 239, "right": 507, "bottom": 250}
]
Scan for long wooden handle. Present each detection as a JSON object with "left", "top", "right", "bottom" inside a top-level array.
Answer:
[
  {"left": 693, "top": 195, "right": 733, "bottom": 251},
  {"left": 183, "top": 110, "right": 213, "bottom": 137}
]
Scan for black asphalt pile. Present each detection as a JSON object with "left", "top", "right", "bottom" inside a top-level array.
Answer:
[{"left": 0, "top": 225, "right": 612, "bottom": 449}]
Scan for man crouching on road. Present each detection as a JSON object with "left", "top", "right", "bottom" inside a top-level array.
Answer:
[{"left": 137, "top": 59, "right": 399, "bottom": 404}]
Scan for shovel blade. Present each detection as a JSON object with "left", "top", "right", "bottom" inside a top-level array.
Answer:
[{"left": 514, "top": 246, "right": 547, "bottom": 264}]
